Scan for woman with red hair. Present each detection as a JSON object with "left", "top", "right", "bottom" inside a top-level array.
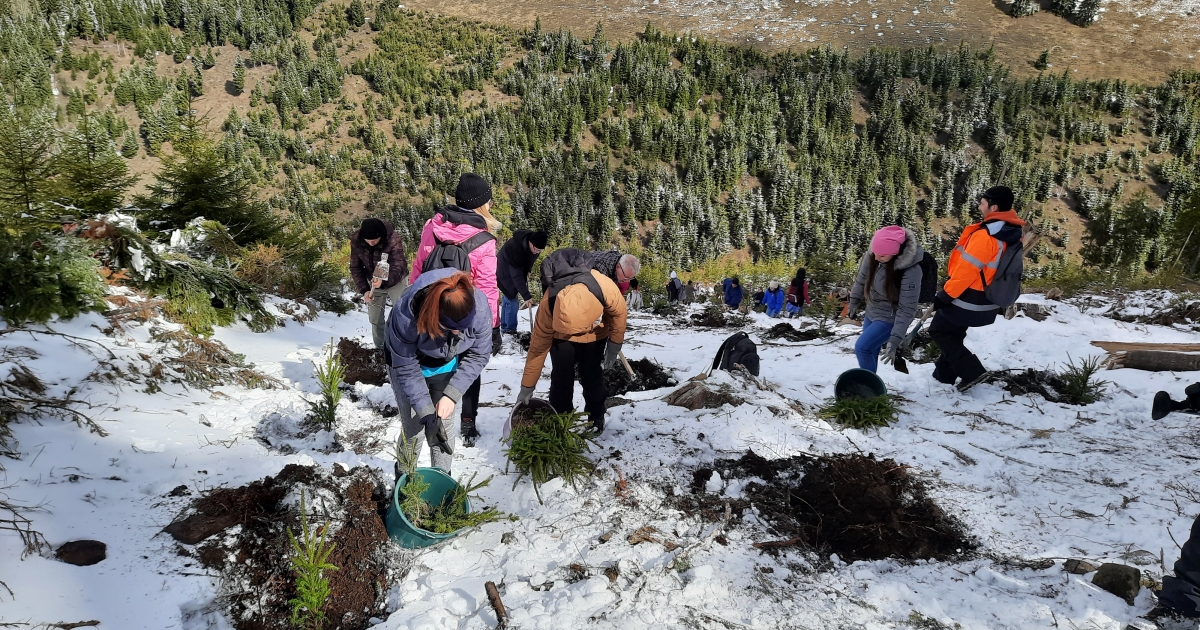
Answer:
[{"left": 386, "top": 269, "right": 493, "bottom": 474}]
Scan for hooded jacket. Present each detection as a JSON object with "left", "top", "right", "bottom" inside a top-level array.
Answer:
[
  {"left": 938, "top": 209, "right": 1026, "bottom": 328},
  {"left": 762, "top": 287, "right": 785, "bottom": 311},
  {"left": 521, "top": 270, "right": 627, "bottom": 388},
  {"left": 386, "top": 268, "right": 494, "bottom": 421},
  {"left": 409, "top": 206, "right": 500, "bottom": 324},
  {"left": 722, "top": 278, "right": 743, "bottom": 307},
  {"left": 848, "top": 227, "right": 926, "bottom": 346},
  {"left": 786, "top": 280, "right": 810, "bottom": 306},
  {"left": 349, "top": 220, "right": 408, "bottom": 294},
  {"left": 497, "top": 229, "right": 540, "bottom": 301}
]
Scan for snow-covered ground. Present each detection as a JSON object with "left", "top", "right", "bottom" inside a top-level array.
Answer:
[{"left": 1, "top": 291, "right": 1198, "bottom": 629}]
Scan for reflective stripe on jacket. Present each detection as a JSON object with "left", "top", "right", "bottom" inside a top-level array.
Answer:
[{"left": 940, "top": 209, "right": 1026, "bottom": 327}]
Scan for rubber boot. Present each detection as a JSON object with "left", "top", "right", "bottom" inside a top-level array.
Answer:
[
  {"left": 461, "top": 417, "right": 480, "bottom": 448},
  {"left": 589, "top": 413, "right": 605, "bottom": 435},
  {"left": 1154, "top": 391, "right": 1193, "bottom": 420}
]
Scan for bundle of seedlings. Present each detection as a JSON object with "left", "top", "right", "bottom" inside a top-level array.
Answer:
[
  {"left": 503, "top": 409, "right": 598, "bottom": 504},
  {"left": 393, "top": 433, "right": 503, "bottom": 533},
  {"left": 818, "top": 395, "right": 901, "bottom": 429}
]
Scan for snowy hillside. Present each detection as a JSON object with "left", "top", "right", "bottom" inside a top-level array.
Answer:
[{"left": 1, "top": 292, "right": 1198, "bottom": 629}]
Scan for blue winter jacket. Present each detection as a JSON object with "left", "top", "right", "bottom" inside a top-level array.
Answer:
[
  {"left": 723, "top": 279, "right": 743, "bottom": 307},
  {"left": 386, "top": 268, "right": 493, "bottom": 421},
  {"left": 763, "top": 288, "right": 785, "bottom": 312}
]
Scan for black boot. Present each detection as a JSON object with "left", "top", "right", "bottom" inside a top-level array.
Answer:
[
  {"left": 1186, "top": 383, "right": 1200, "bottom": 410},
  {"left": 461, "top": 417, "right": 480, "bottom": 448},
  {"left": 589, "top": 413, "right": 605, "bottom": 435},
  {"left": 1154, "top": 391, "right": 1194, "bottom": 420}
]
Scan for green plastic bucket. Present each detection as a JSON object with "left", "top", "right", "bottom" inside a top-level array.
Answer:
[
  {"left": 834, "top": 368, "right": 887, "bottom": 401},
  {"left": 385, "top": 467, "right": 472, "bottom": 548}
]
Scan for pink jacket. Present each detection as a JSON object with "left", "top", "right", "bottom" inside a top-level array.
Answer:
[{"left": 409, "top": 210, "right": 500, "bottom": 323}]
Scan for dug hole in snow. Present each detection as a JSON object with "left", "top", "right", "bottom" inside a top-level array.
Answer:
[{"left": 1, "top": 291, "right": 1199, "bottom": 628}]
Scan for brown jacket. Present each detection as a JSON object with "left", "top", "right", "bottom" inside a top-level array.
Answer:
[{"left": 521, "top": 270, "right": 627, "bottom": 388}]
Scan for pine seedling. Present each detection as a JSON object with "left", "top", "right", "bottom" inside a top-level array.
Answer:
[
  {"left": 394, "top": 429, "right": 420, "bottom": 478},
  {"left": 287, "top": 491, "right": 337, "bottom": 630},
  {"left": 399, "top": 469, "right": 432, "bottom": 527},
  {"left": 307, "top": 339, "right": 345, "bottom": 431},
  {"left": 503, "top": 411, "right": 598, "bottom": 503},
  {"left": 818, "top": 395, "right": 901, "bottom": 429},
  {"left": 1057, "top": 354, "right": 1108, "bottom": 405}
]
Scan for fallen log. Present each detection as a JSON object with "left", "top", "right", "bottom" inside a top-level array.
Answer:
[
  {"left": 1123, "top": 351, "right": 1200, "bottom": 372},
  {"left": 1091, "top": 341, "right": 1200, "bottom": 353}
]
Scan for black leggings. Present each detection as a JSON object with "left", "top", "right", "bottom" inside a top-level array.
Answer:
[{"left": 548, "top": 338, "right": 607, "bottom": 419}]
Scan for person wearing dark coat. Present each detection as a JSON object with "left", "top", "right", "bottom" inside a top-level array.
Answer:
[
  {"left": 540, "top": 248, "right": 641, "bottom": 295},
  {"left": 1159, "top": 513, "right": 1200, "bottom": 619},
  {"left": 497, "top": 230, "right": 548, "bottom": 333},
  {"left": 350, "top": 218, "right": 409, "bottom": 352},
  {"left": 722, "top": 277, "right": 743, "bottom": 309}
]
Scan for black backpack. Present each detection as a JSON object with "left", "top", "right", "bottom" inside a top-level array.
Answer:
[
  {"left": 421, "top": 231, "right": 495, "bottom": 274},
  {"left": 711, "top": 332, "right": 760, "bottom": 377},
  {"left": 892, "top": 251, "right": 939, "bottom": 304}
]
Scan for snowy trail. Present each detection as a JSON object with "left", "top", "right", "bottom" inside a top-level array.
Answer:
[{"left": 1, "top": 292, "right": 1198, "bottom": 628}]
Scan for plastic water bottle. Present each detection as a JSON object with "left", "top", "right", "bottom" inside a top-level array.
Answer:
[{"left": 373, "top": 253, "right": 390, "bottom": 284}]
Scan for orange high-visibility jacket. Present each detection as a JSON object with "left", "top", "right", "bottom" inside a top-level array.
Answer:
[{"left": 944, "top": 209, "right": 1026, "bottom": 301}]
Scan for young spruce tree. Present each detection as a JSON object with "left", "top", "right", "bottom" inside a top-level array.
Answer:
[{"left": 55, "top": 113, "right": 136, "bottom": 215}]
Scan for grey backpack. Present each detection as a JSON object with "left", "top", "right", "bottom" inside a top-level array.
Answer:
[{"left": 984, "top": 238, "right": 1024, "bottom": 308}]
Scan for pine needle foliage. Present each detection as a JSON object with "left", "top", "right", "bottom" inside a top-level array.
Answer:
[
  {"left": 1056, "top": 355, "right": 1108, "bottom": 405},
  {"left": 0, "top": 234, "right": 107, "bottom": 325},
  {"left": 399, "top": 470, "right": 503, "bottom": 534},
  {"left": 819, "top": 395, "right": 901, "bottom": 429},
  {"left": 287, "top": 490, "right": 337, "bottom": 630},
  {"left": 503, "top": 410, "right": 598, "bottom": 497},
  {"left": 307, "top": 339, "right": 345, "bottom": 431}
]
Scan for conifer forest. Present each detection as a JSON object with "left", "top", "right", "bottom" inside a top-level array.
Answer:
[{"left": 2, "top": 0, "right": 1200, "bottom": 325}]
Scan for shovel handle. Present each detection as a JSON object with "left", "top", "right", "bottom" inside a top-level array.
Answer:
[{"left": 619, "top": 351, "right": 634, "bottom": 376}]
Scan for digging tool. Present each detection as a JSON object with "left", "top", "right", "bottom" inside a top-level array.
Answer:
[
  {"left": 619, "top": 350, "right": 635, "bottom": 377},
  {"left": 892, "top": 305, "right": 935, "bottom": 374}
]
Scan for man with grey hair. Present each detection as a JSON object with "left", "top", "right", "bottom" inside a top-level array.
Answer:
[{"left": 541, "top": 248, "right": 640, "bottom": 295}]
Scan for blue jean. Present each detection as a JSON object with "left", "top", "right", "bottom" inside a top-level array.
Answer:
[
  {"left": 766, "top": 307, "right": 782, "bottom": 318},
  {"left": 786, "top": 303, "right": 803, "bottom": 317},
  {"left": 854, "top": 315, "right": 894, "bottom": 373},
  {"left": 501, "top": 294, "right": 521, "bottom": 332}
]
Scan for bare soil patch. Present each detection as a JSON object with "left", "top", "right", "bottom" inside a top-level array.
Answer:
[
  {"left": 338, "top": 337, "right": 387, "bottom": 386},
  {"left": 602, "top": 358, "right": 674, "bottom": 396},
  {"left": 684, "top": 451, "right": 975, "bottom": 563},
  {"left": 165, "top": 464, "right": 398, "bottom": 630}
]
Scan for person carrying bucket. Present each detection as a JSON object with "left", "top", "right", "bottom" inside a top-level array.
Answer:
[
  {"left": 846, "top": 226, "right": 925, "bottom": 373},
  {"left": 386, "top": 269, "right": 493, "bottom": 476}
]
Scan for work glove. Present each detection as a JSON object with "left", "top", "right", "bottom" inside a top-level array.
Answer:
[
  {"left": 880, "top": 340, "right": 901, "bottom": 365},
  {"left": 491, "top": 326, "right": 502, "bottom": 357},
  {"left": 602, "top": 341, "right": 622, "bottom": 371},
  {"left": 516, "top": 386, "right": 535, "bottom": 405},
  {"left": 933, "top": 292, "right": 952, "bottom": 312},
  {"left": 420, "top": 414, "right": 454, "bottom": 455},
  {"left": 846, "top": 300, "right": 860, "bottom": 318}
]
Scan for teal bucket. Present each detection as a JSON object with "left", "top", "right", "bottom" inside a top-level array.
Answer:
[
  {"left": 834, "top": 368, "right": 887, "bottom": 401},
  {"left": 385, "top": 467, "right": 472, "bottom": 549}
]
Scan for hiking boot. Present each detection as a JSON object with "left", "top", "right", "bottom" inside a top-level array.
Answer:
[
  {"left": 1186, "top": 383, "right": 1200, "bottom": 410},
  {"left": 461, "top": 417, "right": 480, "bottom": 448},
  {"left": 956, "top": 371, "right": 991, "bottom": 393},
  {"left": 931, "top": 363, "right": 958, "bottom": 386},
  {"left": 1155, "top": 391, "right": 1176, "bottom": 421},
  {"left": 589, "top": 414, "right": 605, "bottom": 434}
]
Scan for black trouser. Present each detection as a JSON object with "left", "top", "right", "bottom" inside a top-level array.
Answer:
[
  {"left": 549, "top": 338, "right": 606, "bottom": 420},
  {"left": 460, "top": 327, "right": 502, "bottom": 420},
  {"left": 928, "top": 312, "right": 986, "bottom": 385},
  {"left": 1161, "top": 513, "right": 1200, "bottom": 616}
]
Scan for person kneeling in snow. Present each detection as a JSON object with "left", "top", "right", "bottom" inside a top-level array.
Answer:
[
  {"left": 386, "top": 270, "right": 492, "bottom": 476},
  {"left": 762, "top": 280, "right": 785, "bottom": 318},
  {"left": 847, "top": 226, "right": 925, "bottom": 374},
  {"left": 517, "top": 264, "right": 628, "bottom": 434}
]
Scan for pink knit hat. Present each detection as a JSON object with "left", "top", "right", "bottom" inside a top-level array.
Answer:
[{"left": 870, "top": 226, "right": 906, "bottom": 257}]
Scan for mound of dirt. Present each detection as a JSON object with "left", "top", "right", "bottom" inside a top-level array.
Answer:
[
  {"left": 602, "top": 358, "right": 675, "bottom": 395},
  {"left": 690, "top": 451, "right": 975, "bottom": 563},
  {"left": 688, "top": 305, "right": 747, "bottom": 328},
  {"left": 1114, "top": 299, "right": 1200, "bottom": 330},
  {"left": 989, "top": 369, "right": 1071, "bottom": 403},
  {"left": 762, "top": 322, "right": 829, "bottom": 342},
  {"left": 165, "top": 464, "right": 398, "bottom": 630},
  {"left": 664, "top": 380, "right": 744, "bottom": 410},
  {"left": 338, "top": 337, "right": 387, "bottom": 386}
]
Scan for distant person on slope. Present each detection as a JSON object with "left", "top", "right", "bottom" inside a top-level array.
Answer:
[
  {"left": 786, "top": 268, "right": 810, "bottom": 318},
  {"left": 625, "top": 277, "right": 644, "bottom": 311},
  {"left": 386, "top": 270, "right": 492, "bottom": 475},
  {"left": 409, "top": 173, "right": 500, "bottom": 447},
  {"left": 518, "top": 264, "right": 627, "bottom": 434},
  {"left": 682, "top": 280, "right": 696, "bottom": 304},
  {"left": 930, "top": 186, "right": 1025, "bottom": 392},
  {"left": 666, "top": 271, "right": 683, "bottom": 303},
  {"left": 846, "top": 226, "right": 925, "bottom": 373},
  {"left": 497, "top": 229, "right": 548, "bottom": 334},
  {"left": 722, "top": 276, "right": 743, "bottom": 309},
  {"left": 349, "top": 217, "right": 408, "bottom": 355},
  {"left": 763, "top": 280, "right": 785, "bottom": 318}
]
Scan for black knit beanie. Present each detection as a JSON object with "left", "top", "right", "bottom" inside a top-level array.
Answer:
[
  {"left": 981, "top": 186, "right": 1015, "bottom": 212},
  {"left": 528, "top": 231, "right": 548, "bottom": 249},
  {"left": 455, "top": 173, "right": 492, "bottom": 210},
  {"left": 360, "top": 218, "right": 386, "bottom": 241}
]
